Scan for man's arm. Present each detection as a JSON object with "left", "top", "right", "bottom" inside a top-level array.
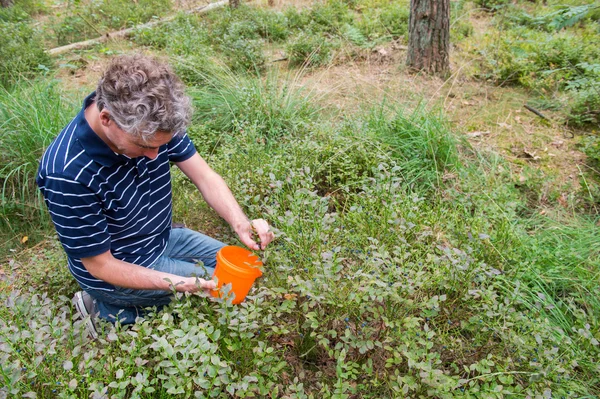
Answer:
[
  {"left": 175, "top": 153, "right": 274, "bottom": 250},
  {"left": 81, "top": 250, "right": 215, "bottom": 293}
]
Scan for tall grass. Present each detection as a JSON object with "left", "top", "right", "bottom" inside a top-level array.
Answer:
[
  {"left": 364, "top": 103, "right": 462, "bottom": 193},
  {"left": 186, "top": 64, "right": 320, "bottom": 143},
  {"left": 0, "top": 81, "right": 78, "bottom": 245}
]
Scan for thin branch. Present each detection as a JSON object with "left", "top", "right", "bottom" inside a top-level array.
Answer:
[{"left": 47, "top": 0, "right": 228, "bottom": 56}]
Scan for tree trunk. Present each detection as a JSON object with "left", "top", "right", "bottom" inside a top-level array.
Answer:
[
  {"left": 406, "top": 0, "right": 450, "bottom": 75},
  {"left": 229, "top": 0, "right": 240, "bottom": 8},
  {"left": 1, "top": 0, "right": 14, "bottom": 7}
]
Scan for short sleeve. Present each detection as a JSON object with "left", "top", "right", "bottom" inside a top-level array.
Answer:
[
  {"left": 167, "top": 132, "right": 197, "bottom": 162},
  {"left": 40, "top": 174, "right": 111, "bottom": 258}
]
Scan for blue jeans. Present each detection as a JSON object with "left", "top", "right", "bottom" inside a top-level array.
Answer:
[{"left": 85, "top": 228, "right": 226, "bottom": 324}]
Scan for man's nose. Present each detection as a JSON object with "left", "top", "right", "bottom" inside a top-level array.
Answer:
[{"left": 144, "top": 148, "right": 159, "bottom": 159}]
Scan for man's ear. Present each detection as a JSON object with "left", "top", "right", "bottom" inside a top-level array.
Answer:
[{"left": 99, "top": 110, "right": 112, "bottom": 127}]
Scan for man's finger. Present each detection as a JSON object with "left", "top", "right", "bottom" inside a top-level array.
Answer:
[
  {"left": 240, "top": 233, "right": 261, "bottom": 251},
  {"left": 198, "top": 278, "right": 217, "bottom": 290},
  {"left": 251, "top": 219, "right": 274, "bottom": 249}
]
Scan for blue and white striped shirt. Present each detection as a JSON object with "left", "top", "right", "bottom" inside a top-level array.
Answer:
[{"left": 36, "top": 93, "right": 197, "bottom": 291}]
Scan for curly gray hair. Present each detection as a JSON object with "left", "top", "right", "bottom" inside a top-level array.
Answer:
[{"left": 95, "top": 54, "right": 192, "bottom": 140}]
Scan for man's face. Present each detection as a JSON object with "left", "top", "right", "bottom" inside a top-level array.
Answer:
[{"left": 100, "top": 111, "right": 172, "bottom": 159}]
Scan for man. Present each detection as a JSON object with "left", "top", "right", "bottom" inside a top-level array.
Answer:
[{"left": 36, "top": 54, "right": 274, "bottom": 338}]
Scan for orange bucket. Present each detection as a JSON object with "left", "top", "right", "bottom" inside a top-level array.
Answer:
[{"left": 211, "top": 246, "right": 263, "bottom": 304}]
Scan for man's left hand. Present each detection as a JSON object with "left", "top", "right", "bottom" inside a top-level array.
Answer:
[{"left": 236, "top": 219, "right": 274, "bottom": 251}]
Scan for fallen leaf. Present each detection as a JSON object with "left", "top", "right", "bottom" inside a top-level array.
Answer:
[
  {"left": 557, "top": 193, "right": 568, "bottom": 208},
  {"left": 497, "top": 122, "right": 512, "bottom": 129},
  {"left": 21, "top": 236, "right": 28, "bottom": 244},
  {"left": 375, "top": 47, "right": 389, "bottom": 57},
  {"left": 522, "top": 149, "right": 541, "bottom": 161},
  {"left": 283, "top": 293, "right": 297, "bottom": 300}
]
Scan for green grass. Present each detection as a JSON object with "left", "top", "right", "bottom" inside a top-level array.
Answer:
[
  {"left": 1, "top": 0, "right": 600, "bottom": 397},
  {"left": 0, "top": 80, "right": 79, "bottom": 252},
  {"left": 0, "top": 21, "right": 52, "bottom": 88},
  {"left": 185, "top": 64, "right": 320, "bottom": 144},
  {"left": 51, "top": 0, "right": 173, "bottom": 46}
]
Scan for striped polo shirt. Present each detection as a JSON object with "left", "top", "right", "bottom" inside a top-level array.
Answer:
[{"left": 36, "top": 93, "right": 197, "bottom": 291}]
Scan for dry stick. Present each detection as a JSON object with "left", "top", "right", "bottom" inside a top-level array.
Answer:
[
  {"left": 523, "top": 104, "right": 549, "bottom": 121},
  {"left": 46, "top": 0, "right": 228, "bottom": 56}
]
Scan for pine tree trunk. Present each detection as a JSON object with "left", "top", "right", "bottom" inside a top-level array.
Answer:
[{"left": 406, "top": 0, "right": 450, "bottom": 75}]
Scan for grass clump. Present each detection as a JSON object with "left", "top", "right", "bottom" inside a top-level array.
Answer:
[
  {"left": 364, "top": 104, "right": 461, "bottom": 193},
  {"left": 187, "top": 67, "right": 318, "bottom": 143},
  {"left": 286, "top": 31, "right": 338, "bottom": 68},
  {"left": 0, "top": 81, "right": 78, "bottom": 246}
]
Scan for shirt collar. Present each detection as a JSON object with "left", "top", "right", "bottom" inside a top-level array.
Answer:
[{"left": 76, "top": 92, "right": 129, "bottom": 167}]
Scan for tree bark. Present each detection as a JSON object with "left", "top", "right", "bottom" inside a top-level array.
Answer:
[
  {"left": 229, "top": 0, "right": 240, "bottom": 8},
  {"left": 1, "top": 0, "right": 14, "bottom": 7},
  {"left": 406, "top": 0, "right": 450, "bottom": 75}
]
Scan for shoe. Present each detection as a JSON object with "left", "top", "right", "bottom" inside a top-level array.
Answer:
[{"left": 72, "top": 291, "right": 99, "bottom": 339}]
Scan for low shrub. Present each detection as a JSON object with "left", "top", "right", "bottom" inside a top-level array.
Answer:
[
  {"left": 354, "top": 0, "right": 410, "bottom": 42},
  {"left": 565, "top": 63, "right": 600, "bottom": 127},
  {"left": 0, "top": 21, "right": 51, "bottom": 88},
  {"left": 51, "top": 0, "right": 172, "bottom": 46},
  {"left": 284, "top": 0, "right": 353, "bottom": 34},
  {"left": 479, "top": 27, "right": 600, "bottom": 90},
  {"left": 505, "top": 4, "right": 599, "bottom": 32},
  {"left": 286, "top": 31, "right": 337, "bottom": 67},
  {"left": 0, "top": 0, "right": 45, "bottom": 22},
  {"left": 206, "top": 5, "right": 290, "bottom": 42},
  {"left": 473, "top": 0, "right": 510, "bottom": 12},
  {"left": 134, "top": 10, "right": 268, "bottom": 73}
]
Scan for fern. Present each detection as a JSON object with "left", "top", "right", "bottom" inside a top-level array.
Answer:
[
  {"left": 341, "top": 23, "right": 367, "bottom": 47},
  {"left": 547, "top": 4, "right": 598, "bottom": 31}
]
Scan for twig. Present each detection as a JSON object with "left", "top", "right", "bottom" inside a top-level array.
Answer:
[
  {"left": 523, "top": 104, "right": 549, "bottom": 120},
  {"left": 47, "top": 0, "right": 228, "bottom": 56}
]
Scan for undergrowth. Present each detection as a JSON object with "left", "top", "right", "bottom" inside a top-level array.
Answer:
[{"left": 1, "top": 1, "right": 599, "bottom": 397}]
